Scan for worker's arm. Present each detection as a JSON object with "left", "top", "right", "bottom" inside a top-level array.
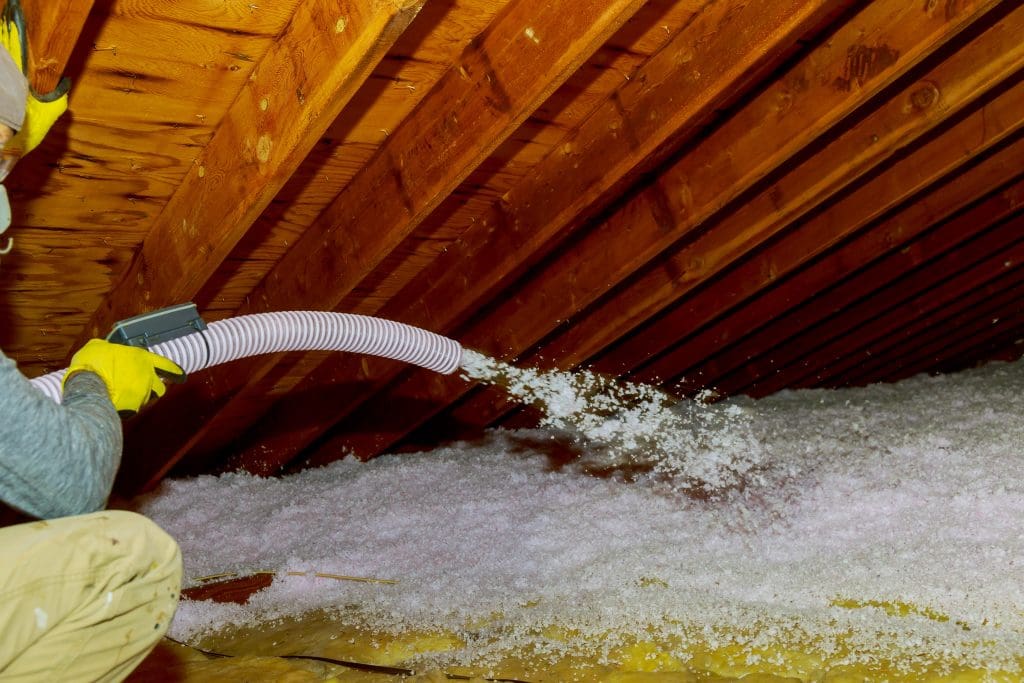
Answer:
[{"left": 0, "top": 348, "right": 122, "bottom": 519}]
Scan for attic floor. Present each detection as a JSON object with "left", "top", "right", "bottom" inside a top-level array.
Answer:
[{"left": 126, "top": 591, "right": 1011, "bottom": 682}]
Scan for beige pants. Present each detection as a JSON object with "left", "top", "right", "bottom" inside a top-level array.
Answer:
[{"left": 0, "top": 510, "right": 182, "bottom": 682}]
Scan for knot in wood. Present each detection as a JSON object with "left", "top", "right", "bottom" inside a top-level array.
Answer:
[{"left": 910, "top": 82, "right": 940, "bottom": 111}]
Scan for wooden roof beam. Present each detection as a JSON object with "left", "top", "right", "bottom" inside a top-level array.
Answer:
[
  {"left": 700, "top": 184, "right": 1024, "bottom": 395},
  {"left": 117, "top": 0, "right": 650, "bottom": 491},
  {"left": 295, "top": 0, "right": 1009, "bottom": 467},
  {"left": 830, "top": 267, "right": 1024, "bottom": 387},
  {"left": 483, "top": 163, "right": 1024, "bottom": 430},
  {"left": 741, "top": 216, "right": 1024, "bottom": 397},
  {"left": 532, "top": 0, "right": 1024, "bottom": 374},
  {"left": 800, "top": 186, "right": 1024, "bottom": 388},
  {"left": 918, "top": 315, "right": 1024, "bottom": 379},
  {"left": 16, "top": 0, "right": 94, "bottom": 94},
  {"left": 458, "top": 126, "right": 1024, "bottom": 434},
  {"left": 76, "top": 0, "right": 426, "bottom": 348},
  {"left": 623, "top": 101, "right": 1024, "bottom": 390},
  {"left": 875, "top": 285, "right": 1024, "bottom": 382},
  {"left": 217, "top": 0, "right": 849, "bottom": 474}
]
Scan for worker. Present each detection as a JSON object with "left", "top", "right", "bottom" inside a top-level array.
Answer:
[{"left": 0, "top": 24, "right": 185, "bottom": 682}]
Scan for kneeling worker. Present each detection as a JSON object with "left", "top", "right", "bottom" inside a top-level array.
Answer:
[{"left": 0, "top": 25, "right": 186, "bottom": 683}]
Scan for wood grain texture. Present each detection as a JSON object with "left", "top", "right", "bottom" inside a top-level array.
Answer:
[
  {"left": 430, "top": 0, "right": 1024, "bottom": 435},
  {"left": 164, "top": 0, "right": 713, "bottom": 478},
  {"left": 241, "top": 0, "right": 649, "bottom": 318},
  {"left": 19, "top": 0, "right": 95, "bottom": 93},
  {"left": 116, "top": 0, "right": 650, "bottom": 491},
  {"left": 634, "top": 130, "right": 1024, "bottom": 391},
  {"left": 219, "top": 0, "right": 847, "bottom": 475},
  {"left": 527, "top": 0, "right": 1015, "bottom": 371},
  {"left": 78, "top": 0, "right": 427, "bottom": 347},
  {"left": 743, "top": 216, "right": 1024, "bottom": 397},
  {"left": 833, "top": 267, "right": 1024, "bottom": 387},
  {"left": 330, "top": 0, "right": 718, "bottom": 317},
  {"left": 297, "top": 0, "right": 1006, "bottom": 467},
  {"left": 2, "top": 0, "right": 299, "bottom": 371},
  {"left": 447, "top": 105, "right": 1024, "bottom": 437},
  {"left": 4, "top": 0, "right": 1024, "bottom": 490},
  {"left": 196, "top": 0, "right": 514, "bottom": 317},
  {"left": 887, "top": 304, "right": 1024, "bottom": 382}
]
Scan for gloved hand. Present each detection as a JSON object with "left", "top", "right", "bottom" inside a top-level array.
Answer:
[
  {"left": 63, "top": 339, "right": 185, "bottom": 414},
  {"left": 4, "top": 85, "right": 66, "bottom": 158}
]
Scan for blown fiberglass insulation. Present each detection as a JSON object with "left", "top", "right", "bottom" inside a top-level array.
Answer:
[{"left": 134, "top": 357, "right": 1024, "bottom": 672}]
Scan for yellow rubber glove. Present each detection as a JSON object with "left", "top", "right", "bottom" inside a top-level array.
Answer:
[
  {"left": 63, "top": 339, "right": 185, "bottom": 414},
  {"left": 6, "top": 84, "right": 66, "bottom": 158},
  {"left": 0, "top": 11, "right": 68, "bottom": 159}
]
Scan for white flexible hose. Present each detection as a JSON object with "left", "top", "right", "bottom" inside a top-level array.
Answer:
[{"left": 29, "top": 311, "right": 464, "bottom": 403}]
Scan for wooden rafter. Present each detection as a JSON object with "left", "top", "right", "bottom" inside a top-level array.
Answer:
[
  {"left": 194, "top": 0, "right": 513, "bottom": 320},
  {"left": 76, "top": 0, "right": 426, "bottom": 347},
  {"left": 744, "top": 215, "right": 1024, "bottom": 397},
  {"left": 642, "top": 143, "right": 1024, "bottom": 395},
  {"left": 627, "top": 143, "right": 1024, "bottom": 389},
  {"left": 892, "top": 305, "right": 1024, "bottom": 382},
  {"left": 437, "top": 0, "right": 1024, "bottom": 435},
  {"left": 1, "top": 0, "right": 1020, "bottom": 497},
  {"left": 536, "top": 0, "right": 1024, "bottom": 374},
  {"left": 796, "top": 222, "right": 1024, "bottom": 388},
  {"left": 832, "top": 266, "right": 1024, "bottom": 387},
  {"left": 117, "top": 0, "right": 650, "bottom": 491},
  {"left": 297, "top": 0, "right": 1009, "bottom": 468},
  {"left": 14, "top": 0, "right": 94, "bottom": 94},
  {"left": 216, "top": 0, "right": 849, "bottom": 475}
]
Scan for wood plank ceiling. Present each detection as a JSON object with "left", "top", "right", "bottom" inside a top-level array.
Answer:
[{"left": 1, "top": 0, "right": 1022, "bottom": 495}]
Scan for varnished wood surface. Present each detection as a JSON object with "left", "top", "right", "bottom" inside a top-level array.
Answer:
[
  {"left": 0, "top": 0, "right": 1021, "bottom": 490},
  {"left": 201, "top": 0, "right": 847, "bottom": 476},
  {"left": 120, "top": 0, "right": 654, "bottom": 487},
  {"left": 300, "top": 0, "right": 1013, "bottom": 466},
  {"left": 18, "top": 0, "right": 95, "bottom": 93},
  {"left": 79, "top": 0, "right": 429, "bottom": 345},
  {"left": 3, "top": 0, "right": 301, "bottom": 376}
]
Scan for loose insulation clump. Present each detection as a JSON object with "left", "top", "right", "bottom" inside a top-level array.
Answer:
[{"left": 460, "top": 350, "right": 767, "bottom": 493}]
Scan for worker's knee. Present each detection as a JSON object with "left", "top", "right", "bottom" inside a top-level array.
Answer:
[
  {"left": 100, "top": 510, "right": 181, "bottom": 572},
  {"left": 99, "top": 509, "right": 183, "bottom": 608},
  {"left": 0, "top": 510, "right": 182, "bottom": 681}
]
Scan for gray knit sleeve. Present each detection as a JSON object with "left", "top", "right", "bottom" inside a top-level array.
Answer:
[{"left": 0, "top": 348, "right": 122, "bottom": 519}]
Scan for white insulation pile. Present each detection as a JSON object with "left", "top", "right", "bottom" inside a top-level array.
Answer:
[{"left": 136, "top": 358, "right": 1024, "bottom": 672}]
